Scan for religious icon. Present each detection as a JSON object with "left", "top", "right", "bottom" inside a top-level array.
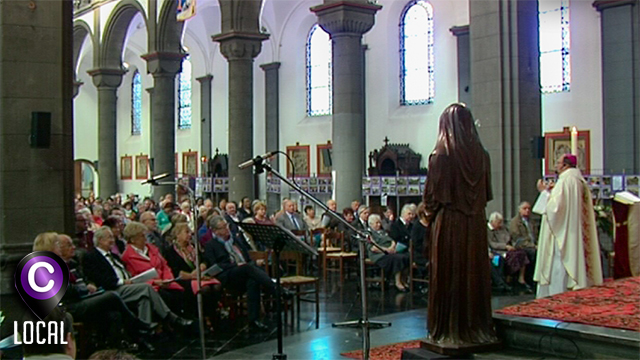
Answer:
[
  {"left": 135, "top": 155, "right": 149, "bottom": 180},
  {"left": 182, "top": 151, "right": 198, "bottom": 177},
  {"left": 545, "top": 129, "right": 591, "bottom": 175},
  {"left": 286, "top": 144, "right": 310, "bottom": 178},
  {"left": 121, "top": 156, "right": 132, "bottom": 180},
  {"left": 317, "top": 141, "right": 332, "bottom": 177}
]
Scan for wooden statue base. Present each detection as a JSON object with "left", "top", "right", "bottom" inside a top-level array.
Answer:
[{"left": 420, "top": 339, "right": 502, "bottom": 356}]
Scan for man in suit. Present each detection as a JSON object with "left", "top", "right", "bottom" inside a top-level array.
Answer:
[
  {"left": 352, "top": 205, "right": 370, "bottom": 233},
  {"left": 224, "top": 201, "right": 245, "bottom": 236},
  {"left": 204, "top": 216, "right": 289, "bottom": 331},
  {"left": 276, "top": 199, "right": 307, "bottom": 232},
  {"left": 510, "top": 201, "right": 538, "bottom": 285},
  {"left": 390, "top": 204, "right": 415, "bottom": 249},
  {"left": 83, "top": 226, "right": 193, "bottom": 331},
  {"left": 57, "top": 234, "right": 157, "bottom": 351}
]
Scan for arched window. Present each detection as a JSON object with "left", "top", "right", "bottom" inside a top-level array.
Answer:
[
  {"left": 400, "top": 0, "right": 434, "bottom": 106},
  {"left": 131, "top": 70, "right": 142, "bottom": 135},
  {"left": 306, "top": 24, "right": 332, "bottom": 116},
  {"left": 178, "top": 55, "right": 192, "bottom": 129},
  {"left": 539, "top": 0, "right": 570, "bottom": 93}
]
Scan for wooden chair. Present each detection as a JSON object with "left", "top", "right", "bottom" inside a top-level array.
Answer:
[
  {"left": 408, "top": 240, "right": 429, "bottom": 294},
  {"left": 317, "top": 229, "right": 342, "bottom": 277},
  {"left": 324, "top": 231, "right": 358, "bottom": 284},
  {"left": 279, "top": 251, "right": 320, "bottom": 329},
  {"left": 364, "top": 258, "right": 385, "bottom": 297}
]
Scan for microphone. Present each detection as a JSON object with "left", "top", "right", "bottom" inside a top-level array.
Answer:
[
  {"left": 141, "top": 172, "right": 171, "bottom": 185},
  {"left": 238, "top": 151, "right": 278, "bottom": 170}
]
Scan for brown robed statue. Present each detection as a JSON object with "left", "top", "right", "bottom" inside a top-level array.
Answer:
[{"left": 421, "top": 104, "right": 501, "bottom": 355}]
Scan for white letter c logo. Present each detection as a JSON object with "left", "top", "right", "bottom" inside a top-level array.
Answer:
[{"left": 27, "top": 262, "right": 55, "bottom": 293}]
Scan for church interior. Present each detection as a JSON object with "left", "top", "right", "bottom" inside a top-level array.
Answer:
[{"left": 0, "top": 0, "right": 639, "bottom": 358}]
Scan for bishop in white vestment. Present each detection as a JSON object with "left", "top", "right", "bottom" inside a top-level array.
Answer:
[{"left": 533, "top": 154, "right": 603, "bottom": 298}]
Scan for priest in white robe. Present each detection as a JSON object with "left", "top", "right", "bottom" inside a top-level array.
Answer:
[{"left": 533, "top": 154, "right": 603, "bottom": 298}]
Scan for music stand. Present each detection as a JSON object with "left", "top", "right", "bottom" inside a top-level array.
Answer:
[{"left": 236, "top": 222, "right": 318, "bottom": 360}]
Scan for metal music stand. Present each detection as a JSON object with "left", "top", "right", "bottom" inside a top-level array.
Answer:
[{"left": 236, "top": 222, "right": 318, "bottom": 360}]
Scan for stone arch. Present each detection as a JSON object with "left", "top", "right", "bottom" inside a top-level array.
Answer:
[
  {"left": 101, "top": 0, "right": 148, "bottom": 69},
  {"left": 73, "top": 20, "right": 93, "bottom": 76},
  {"left": 157, "top": 0, "right": 185, "bottom": 53}
]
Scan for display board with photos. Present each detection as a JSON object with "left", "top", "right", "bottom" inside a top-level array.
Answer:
[
  {"left": 212, "top": 177, "right": 229, "bottom": 193},
  {"left": 266, "top": 176, "right": 333, "bottom": 194},
  {"left": 363, "top": 176, "right": 426, "bottom": 197},
  {"left": 543, "top": 174, "right": 640, "bottom": 199}
]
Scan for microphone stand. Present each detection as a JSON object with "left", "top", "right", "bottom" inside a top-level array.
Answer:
[
  {"left": 145, "top": 179, "right": 207, "bottom": 360},
  {"left": 250, "top": 159, "right": 391, "bottom": 360}
]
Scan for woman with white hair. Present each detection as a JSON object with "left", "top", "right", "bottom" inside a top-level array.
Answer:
[
  {"left": 488, "top": 212, "right": 531, "bottom": 293},
  {"left": 367, "top": 214, "right": 410, "bottom": 292}
]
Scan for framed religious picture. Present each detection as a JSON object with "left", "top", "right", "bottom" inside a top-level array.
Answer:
[
  {"left": 545, "top": 128, "right": 590, "bottom": 175},
  {"left": 120, "top": 156, "right": 132, "bottom": 180},
  {"left": 286, "top": 143, "right": 310, "bottom": 178},
  {"left": 317, "top": 141, "right": 332, "bottom": 177},
  {"left": 135, "top": 155, "right": 149, "bottom": 180},
  {"left": 182, "top": 151, "right": 198, "bottom": 177}
]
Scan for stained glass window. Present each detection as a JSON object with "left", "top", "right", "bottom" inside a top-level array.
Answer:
[
  {"left": 178, "top": 55, "right": 192, "bottom": 129},
  {"left": 400, "top": 0, "right": 434, "bottom": 106},
  {"left": 539, "top": 0, "right": 570, "bottom": 93},
  {"left": 131, "top": 70, "right": 142, "bottom": 135},
  {"left": 306, "top": 24, "right": 332, "bottom": 117}
]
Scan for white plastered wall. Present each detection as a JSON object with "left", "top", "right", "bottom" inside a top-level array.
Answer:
[{"left": 541, "top": 0, "right": 603, "bottom": 174}]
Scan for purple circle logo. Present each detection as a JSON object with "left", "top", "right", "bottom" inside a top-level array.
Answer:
[{"left": 14, "top": 251, "right": 69, "bottom": 320}]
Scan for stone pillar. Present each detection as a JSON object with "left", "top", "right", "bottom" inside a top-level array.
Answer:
[
  {"left": 142, "top": 52, "right": 184, "bottom": 201},
  {"left": 88, "top": 68, "right": 125, "bottom": 198},
  {"left": 450, "top": 25, "right": 471, "bottom": 107},
  {"left": 470, "top": 0, "right": 541, "bottom": 217},
  {"left": 0, "top": 0, "right": 74, "bottom": 298},
  {"left": 260, "top": 62, "right": 281, "bottom": 214},
  {"left": 196, "top": 75, "right": 213, "bottom": 172},
  {"left": 212, "top": 33, "right": 268, "bottom": 202},
  {"left": 311, "top": 1, "right": 381, "bottom": 209},
  {"left": 594, "top": 0, "right": 640, "bottom": 174}
]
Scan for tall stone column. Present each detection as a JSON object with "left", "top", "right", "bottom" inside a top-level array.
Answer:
[
  {"left": 212, "top": 33, "right": 268, "bottom": 202},
  {"left": 470, "top": 0, "right": 541, "bottom": 217},
  {"left": 260, "top": 62, "right": 281, "bottom": 213},
  {"left": 196, "top": 75, "right": 213, "bottom": 171},
  {"left": 593, "top": 0, "right": 640, "bottom": 174},
  {"left": 88, "top": 68, "right": 125, "bottom": 198},
  {"left": 142, "top": 52, "right": 184, "bottom": 201},
  {"left": 311, "top": 1, "right": 381, "bottom": 209}
]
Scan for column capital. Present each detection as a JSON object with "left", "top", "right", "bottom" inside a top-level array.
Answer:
[
  {"left": 450, "top": 25, "right": 469, "bottom": 37},
  {"left": 593, "top": 0, "right": 637, "bottom": 11},
  {"left": 260, "top": 62, "right": 281, "bottom": 72},
  {"left": 73, "top": 80, "right": 84, "bottom": 98},
  {"left": 310, "top": 1, "right": 382, "bottom": 36},
  {"left": 211, "top": 32, "right": 269, "bottom": 61},
  {"left": 141, "top": 51, "right": 185, "bottom": 76},
  {"left": 196, "top": 74, "right": 213, "bottom": 83},
  {"left": 87, "top": 68, "right": 125, "bottom": 88}
]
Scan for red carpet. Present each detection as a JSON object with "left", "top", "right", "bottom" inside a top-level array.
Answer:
[
  {"left": 341, "top": 340, "right": 421, "bottom": 360},
  {"left": 496, "top": 276, "right": 640, "bottom": 331}
]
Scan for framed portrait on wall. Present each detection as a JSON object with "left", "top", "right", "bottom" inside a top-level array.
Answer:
[
  {"left": 120, "top": 156, "right": 132, "bottom": 180},
  {"left": 545, "top": 128, "right": 590, "bottom": 175},
  {"left": 317, "top": 141, "right": 332, "bottom": 177},
  {"left": 286, "top": 143, "right": 310, "bottom": 178},
  {"left": 135, "top": 155, "right": 149, "bottom": 180},
  {"left": 183, "top": 151, "right": 198, "bottom": 177}
]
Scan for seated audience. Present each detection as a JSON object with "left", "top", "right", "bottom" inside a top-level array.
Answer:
[
  {"left": 352, "top": 205, "right": 370, "bottom": 233},
  {"left": 140, "top": 211, "right": 167, "bottom": 253},
  {"left": 381, "top": 207, "right": 395, "bottom": 233},
  {"left": 120, "top": 222, "right": 186, "bottom": 314},
  {"left": 509, "top": 201, "right": 538, "bottom": 265},
  {"left": 92, "top": 205, "right": 104, "bottom": 227},
  {"left": 488, "top": 212, "right": 532, "bottom": 293},
  {"left": 164, "top": 223, "right": 222, "bottom": 323},
  {"left": 320, "top": 199, "right": 341, "bottom": 230},
  {"left": 366, "top": 214, "right": 410, "bottom": 292},
  {"left": 240, "top": 201, "right": 271, "bottom": 250},
  {"left": 83, "top": 227, "right": 193, "bottom": 331},
  {"left": 339, "top": 207, "right": 357, "bottom": 252},
  {"left": 410, "top": 203, "right": 429, "bottom": 269},
  {"left": 303, "top": 205, "right": 323, "bottom": 230},
  {"left": 204, "top": 216, "right": 290, "bottom": 331},
  {"left": 103, "top": 216, "right": 126, "bottom": 255},
  {"left": 389, "top": 204, "right": 415, "bottom": 251},
  {"left": 238, "top": 196, "right": 253, "bottom": 219},
  {"left": 276, "top": 199, "right": 307, "bottom": 231},
  {"left": 156, "top": 201, "right": 175, "bottom": 233}
]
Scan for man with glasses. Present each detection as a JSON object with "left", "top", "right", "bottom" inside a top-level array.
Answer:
[{"left": 203, "top": 216, "right": 291, "bottom": 331}]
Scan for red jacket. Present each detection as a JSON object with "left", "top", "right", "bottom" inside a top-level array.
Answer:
[{"left": 121, "top": 243, "right": 184, "bottom": 292}]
